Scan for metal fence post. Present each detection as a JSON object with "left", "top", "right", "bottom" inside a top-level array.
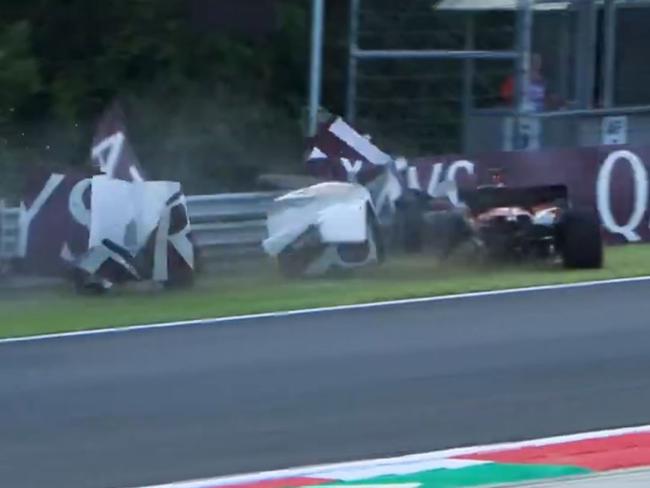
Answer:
[
  {"left": 513, "top": 0, "right": 534, "bottom": 151},
  {"left": 0, "top": 199, "right": 4, "bottom": 260},
  {"left": 461, "top": 14, "right": 476, "bottom": 153},
  {"left": 308, "top": 0, "right": 325, "bottom": 137},
  {"left": 346, "top": 0, "right": 361, "bottom": 124},
  {"left": 602, "top": 0, "right": 617, "bottom": 108},
  {"left": 574, "top": 0, "right": 598, "bottom": 110}
]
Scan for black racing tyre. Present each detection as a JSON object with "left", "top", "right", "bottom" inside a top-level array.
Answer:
[{"left": 559, "top": 209, "right": 604, "bottom": 269}]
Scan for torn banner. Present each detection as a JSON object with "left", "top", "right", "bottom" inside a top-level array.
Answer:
[
  {"left": 305, "top": 116, "right": 409, "bottom": 226},
  {"left": 74, "top": 175, "right": 195, "bottom": 290},
  {"left": 15, "top": 101, "right": 196, "bottom": 290},
  {"left": 261, "top": 117, "right": 412, "bottom": 278},
  {"left": 306, "top": 116, "right": 393, "bottom": 185},
  {"left": 17, "top": 173, "right": 196, "bottom": 290},
  {"left": 301, "top": 114, "right": 472, "bottom": 258},
  {"left": 263, "top": 181, "right": 384, "bottom": 277}
]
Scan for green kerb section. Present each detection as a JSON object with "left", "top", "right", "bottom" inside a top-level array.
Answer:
[{"left": 328, "top": 463, "right": 593, "bottom": 487}]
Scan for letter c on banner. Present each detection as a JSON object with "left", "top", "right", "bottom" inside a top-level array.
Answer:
[
  {"left": 596, "top": 150, "right": 648, "bottom": 242},
  {"left": 446, "top": 160, "right": 475, "bottom": 206}
]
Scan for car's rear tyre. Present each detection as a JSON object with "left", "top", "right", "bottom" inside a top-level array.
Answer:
[{"left": 560, "top": 209, "right": 604, "bottom": 269}]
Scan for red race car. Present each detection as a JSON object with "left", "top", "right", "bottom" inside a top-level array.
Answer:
[{"left": 458, "top": 170, "right": 603, "bottom": 269}]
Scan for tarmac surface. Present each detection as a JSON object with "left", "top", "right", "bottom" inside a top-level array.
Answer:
[{"left": 2, "top": 280, "right": 650, "bottom": 488}]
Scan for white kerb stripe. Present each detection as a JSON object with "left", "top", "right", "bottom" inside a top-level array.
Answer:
[
  {"left": 129, "top": 424, "right": 650, "bottom": 488},
  {"left": 3, "top": 275, "right": 650, "bottom": 346},
  {"left": 312, "top": 459, "right": 488, "bottom": 481},
  {"left": 315, "top": 485, "right": 421, "bottom": 488}
]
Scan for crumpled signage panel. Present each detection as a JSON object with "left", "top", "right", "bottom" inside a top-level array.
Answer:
[
  {"left": 74, "top": 176, "right": 195, "bottom": 285},
  {"left": 14, "top": 100, "right": 197, "bottom": 290}
]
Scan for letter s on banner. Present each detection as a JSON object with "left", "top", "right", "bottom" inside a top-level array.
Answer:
[
  {"left": 60, "top": 177, "right": 92, "bottom": 262},
  {"left": 597, "top": 149, "right": 648, "bottom": 242},
  {"left": 68, "top": 178, "right": 91, "bottom": 228}
]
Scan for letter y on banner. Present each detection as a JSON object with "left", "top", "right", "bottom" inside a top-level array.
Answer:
[{"left": 18, "top": 174, "right": 64, "bottom": 257}]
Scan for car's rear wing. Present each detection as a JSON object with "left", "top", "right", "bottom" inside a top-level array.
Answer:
[{"left": 459, "top": 184, "right": 569, "bottom": 215}]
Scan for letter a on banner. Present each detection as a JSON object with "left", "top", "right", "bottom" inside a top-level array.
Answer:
[{"left": 91, "top": 100, "right": 146, "bottom": 182}]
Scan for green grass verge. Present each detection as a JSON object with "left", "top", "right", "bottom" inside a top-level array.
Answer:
[{"left": 2, "top": 244, "right": 650, "bottom": 339}]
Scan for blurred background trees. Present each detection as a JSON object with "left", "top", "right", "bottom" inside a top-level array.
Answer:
[
  {"left": 0, "top": 0, "right": 315, "bottom": 194},
  {"left": 0, "top": 0, "right": 513, "bottom": 196}
]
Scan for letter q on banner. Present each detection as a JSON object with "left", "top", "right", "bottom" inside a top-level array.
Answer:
[{"left": 597, "top": 149, "right": 649, "bottom": 242}]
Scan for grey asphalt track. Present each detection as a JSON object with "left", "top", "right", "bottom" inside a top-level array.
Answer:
[{"left": 3, "top": 281, "right": 650, "bottom": 488}]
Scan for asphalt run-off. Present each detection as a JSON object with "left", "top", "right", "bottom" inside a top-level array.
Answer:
[{"left": 3, "top": 278, "right": 650, "bottom": 488}]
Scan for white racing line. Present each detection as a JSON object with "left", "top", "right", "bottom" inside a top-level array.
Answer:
[
  {"left": 2, "top": 275, "right": 650, "bottom": 345},
  {"left": 128, "top": 424, "right": 650, "bottom": 488}
]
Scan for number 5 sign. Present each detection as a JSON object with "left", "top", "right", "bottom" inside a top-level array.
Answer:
[
  {"left": 602, "top": 116, "right": 628, "bottom": 146},
  {"left": 503, "top": 116, "right": 541, "bottom": 151}
]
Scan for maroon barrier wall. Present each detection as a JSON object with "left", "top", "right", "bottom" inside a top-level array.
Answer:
[
  {"left": 15, "top": 143, "right": 650, "bottom": 278},
  {"left": 14, "top": 171, "right": 92, "bottom": 275},
  {"left": 308, "top": 143, "right": 650, "bottom": 245},
  {"left": 409, "top": 145, "right": 650, "bottom": 244},
  {"left": 15, "top": 171, "right": 197, "bottom": 280}
]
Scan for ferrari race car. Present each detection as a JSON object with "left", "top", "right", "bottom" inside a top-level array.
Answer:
[
  {"left": 262, "top": 181, "right": 384, "bottom": 277},
  {"left": 458, "top": 176, "right": 603, "bottom": 269}
]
